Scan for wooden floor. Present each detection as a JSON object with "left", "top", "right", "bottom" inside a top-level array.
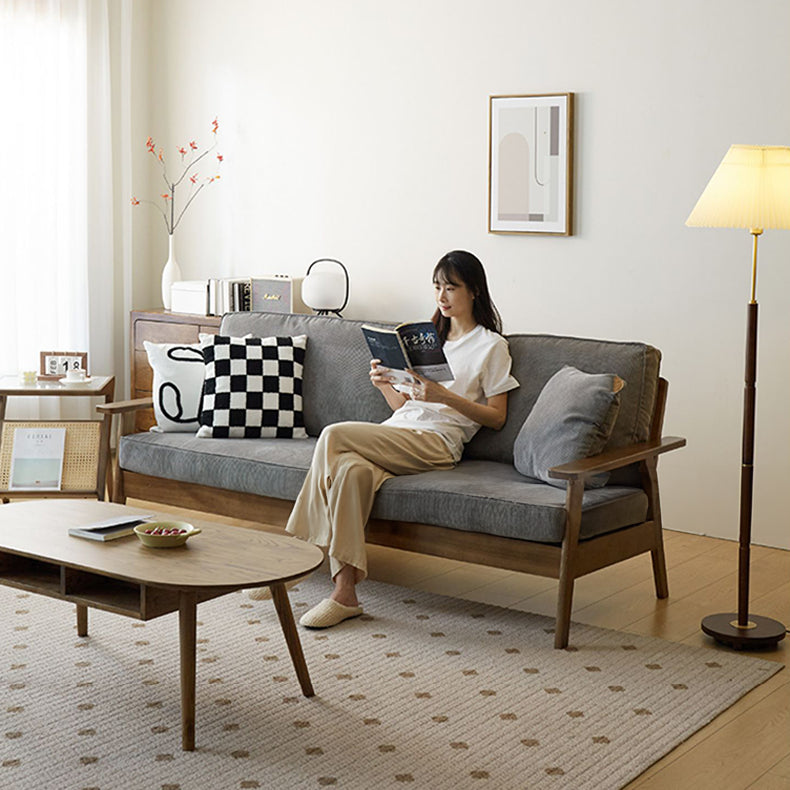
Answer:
[{"left": 130, "top": 499, "right": 790, "bottom": 789}]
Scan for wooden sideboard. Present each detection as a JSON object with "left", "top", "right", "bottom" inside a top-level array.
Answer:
[{"left": 130, "top": 310, "right": 222, "bottom": 432}]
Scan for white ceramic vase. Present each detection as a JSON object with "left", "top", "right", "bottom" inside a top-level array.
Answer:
[{"left": 161, "top": 234, "right": 182, "bottom": 310}]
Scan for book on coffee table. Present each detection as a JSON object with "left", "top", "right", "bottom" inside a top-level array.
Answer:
[{"left": 68, "top": 515, "right": 153, "bottom": 542}]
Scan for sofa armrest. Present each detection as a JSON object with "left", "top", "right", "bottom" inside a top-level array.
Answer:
[
  {"left": 95, "top": 397, "right": 155, "bottom": 502},
  {"left": 96, "top": 397, "right": 154, "bottom": 415},
  {"left": 96, "top": 397, "right": 154, "bottom": 445},
  {"left": 548, "top": 436, "right": 686, "bottom": 483}
]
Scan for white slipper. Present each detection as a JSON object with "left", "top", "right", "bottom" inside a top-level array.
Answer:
[
  {"left": 299, "top": 598, "right": 363, "bottom": 628},
  {"left": 247, "top": 579, "right": 300, "bottom": 601}
]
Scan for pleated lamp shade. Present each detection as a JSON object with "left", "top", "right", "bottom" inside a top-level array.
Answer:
[{"left": 686, "top": 145, "right": 790, "bottom": 230}]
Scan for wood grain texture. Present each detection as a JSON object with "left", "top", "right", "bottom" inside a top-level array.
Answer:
[
  {"left": 271, "top": 581, "right": 314, "bottom": 697},
  {"left": 0, "top": 497, "right": 323, "bottom": 752},
  {"left": 179, "top": 590, "right": 197, "bottom": 751},
  {"left": 0, "top": 499, "right": 323, "bottom": 589}
]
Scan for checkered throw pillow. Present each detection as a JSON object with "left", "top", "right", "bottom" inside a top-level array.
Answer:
[{"left": 196, "top": 334, "right": 308, "bottom": 439}]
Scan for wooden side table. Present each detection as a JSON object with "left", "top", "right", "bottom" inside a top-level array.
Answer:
[{"left": 0, "top": 376, "right": 115, "bottom": 500}]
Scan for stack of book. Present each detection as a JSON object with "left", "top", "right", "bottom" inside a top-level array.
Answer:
[
  {"left": 170, "top": 275, "right": 306, "bottom": 316},
  {"left": 208, "top": 277, "right": 252, "bottom": 314}
]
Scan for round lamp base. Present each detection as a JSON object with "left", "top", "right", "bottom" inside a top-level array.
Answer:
[{"left": 701, "top": 613, "right": 786, "bottom": 650}]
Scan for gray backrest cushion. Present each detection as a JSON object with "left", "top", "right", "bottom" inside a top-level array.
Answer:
[
  {"left": 221, "top": 312, "right": 392, "bottom": 435},
  {"left": 221, "top": 315, "right": 661, "bottom": 484},
  {"left": 466, "top": 334, "right": 660, "bottom": 486}
]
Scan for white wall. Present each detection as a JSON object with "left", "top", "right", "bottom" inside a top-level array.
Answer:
[{"left": 130, "top": 0, "right": 790, "bottom": 549}]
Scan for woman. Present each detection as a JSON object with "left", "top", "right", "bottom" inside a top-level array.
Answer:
[{"left": 286, "top": 250, "right": 519, "bottom": 628}]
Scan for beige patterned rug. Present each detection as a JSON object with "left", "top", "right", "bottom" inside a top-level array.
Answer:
[{"left": 1, "top": 574, "right": 781, "bottom": 790}]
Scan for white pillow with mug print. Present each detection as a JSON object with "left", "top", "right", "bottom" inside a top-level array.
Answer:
[{"left": 143, "top": 340, "right": 206, "bottom": 432}]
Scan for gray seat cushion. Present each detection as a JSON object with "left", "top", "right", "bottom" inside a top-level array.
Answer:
[
  {"left": 374, "top": 461, "right": 647, "bottom": 543},
  {"left": 119, "top": 432, "right": 647, "bottom": 544},
  {"left": 119, "top": 431, "right": 317, "bottom": 502}
]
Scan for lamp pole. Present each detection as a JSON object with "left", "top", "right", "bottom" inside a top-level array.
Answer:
[{"left": 700, "top": 229, "right": 786, "bottom": 649}]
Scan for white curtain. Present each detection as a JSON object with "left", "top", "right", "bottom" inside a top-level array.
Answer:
[{"left": 0, "top": 0, "right": 118, "bottom": 417}]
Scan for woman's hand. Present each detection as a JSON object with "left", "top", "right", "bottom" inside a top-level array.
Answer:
[
  {"left": 404, "top": 372, "right": 450, "bottom": 405},
  {"left": 369, "top": 360, "right": 408, "bottom": 411},
  {"left": 406, "top": 370, "right": 508, "bottom": 430},
  {"left": 369, "top": 359, "right": 394, "bottom": 390}
]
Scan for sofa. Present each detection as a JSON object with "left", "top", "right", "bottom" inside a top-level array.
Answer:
[{"left": 101, "top": 312, "right": 685, "bottom": 648}]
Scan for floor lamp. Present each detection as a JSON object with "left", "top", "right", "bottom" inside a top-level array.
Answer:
[{"left": 686, "top": 144, "right": 790, "bottom": 649}]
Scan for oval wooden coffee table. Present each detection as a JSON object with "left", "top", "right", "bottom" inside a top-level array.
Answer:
[{"left": 0, "top": 499, "right": 324, "bottom": 750}]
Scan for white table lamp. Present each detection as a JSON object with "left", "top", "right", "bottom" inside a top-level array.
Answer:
[{"left": 302, "top": 259, "right": 349, "bottom": 316}]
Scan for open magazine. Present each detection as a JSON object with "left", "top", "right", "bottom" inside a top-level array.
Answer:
[{"left": 361, "top": 321, "right": 454, "bottom": 384}]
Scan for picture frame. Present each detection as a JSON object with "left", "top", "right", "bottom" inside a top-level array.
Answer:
[
  {"left": 488, "top": 93, "right": 574, "bottom": 236},
  {"left": 39, "top": 351, "right": 89, "bottom": 380}
]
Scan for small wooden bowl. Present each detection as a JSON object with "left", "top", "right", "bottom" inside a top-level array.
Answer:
[{"left": 134, "top": 521, "right": 201, "bottom": 548}]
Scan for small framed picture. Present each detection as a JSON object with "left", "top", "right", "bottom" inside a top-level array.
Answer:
[
  {"left": 488, "top": 93, "right": 574, "bottom": 235},
  {"left": 39, "top": 351, "right": 89, "bottom": 380}
]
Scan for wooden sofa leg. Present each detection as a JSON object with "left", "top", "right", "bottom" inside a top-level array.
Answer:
[
  {"left": 109, "top": 413, "right": 131, "bottom": 504},
  {"left": 109, "top": 457, "right": 126, "bottom": 503},
  {"left": 651, "top": 538, "right": 669, "bottom": 600},
  {"left": 555, "top": 480, "right": 584, "bottom": 649},
  {"left": 111, "top": 478, "right": 126, "bottom": 504},
  {"left": 643, "top": 459, "right": 669, "bottom": 600},
  {"left": 555, "top": 573, "right": 574, "bottom": 649}
]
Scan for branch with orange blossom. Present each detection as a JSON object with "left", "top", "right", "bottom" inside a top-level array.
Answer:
[{"left": 131, "top": 117, "right": 223, "bottom": 234}]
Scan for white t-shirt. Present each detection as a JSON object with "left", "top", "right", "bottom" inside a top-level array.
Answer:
[{"left": 382, "top": 324, "right": 519, "bottom": 461}]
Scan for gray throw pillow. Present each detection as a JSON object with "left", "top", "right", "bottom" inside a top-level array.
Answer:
[{"left": 514, "top": 365, "right": 622, "bottom": 489}]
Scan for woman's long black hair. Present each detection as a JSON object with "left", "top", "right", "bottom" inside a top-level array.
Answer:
[{"left": 431, "top": 250, "right": 503, "bottom": 343}]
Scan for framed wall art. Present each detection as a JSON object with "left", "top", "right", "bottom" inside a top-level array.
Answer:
[{"left": 488, "top": 93, "right": 574, "bottom": 235}]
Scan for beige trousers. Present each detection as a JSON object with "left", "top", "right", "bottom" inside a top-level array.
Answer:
[{"left": 285, "top": 421, "right": 455, "bottom": 582}]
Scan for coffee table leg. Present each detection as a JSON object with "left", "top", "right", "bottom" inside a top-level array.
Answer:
[
  {"left": 179, "top": 591, "right": 197, "bottom": 751},
  {"left": 76, "top": 604, "right": 88, "bottom": 637},
  {"left": 271, "top": 582, "right": 314, "bottom": 698}
]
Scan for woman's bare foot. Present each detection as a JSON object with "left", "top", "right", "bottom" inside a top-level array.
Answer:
[{"left": 329, "top": 563, "right": 360, "bottom": 607}]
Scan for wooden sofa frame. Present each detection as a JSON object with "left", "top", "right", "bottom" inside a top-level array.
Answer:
[{"left": 99, "top": 378, "right": 684, "bottom": 649}]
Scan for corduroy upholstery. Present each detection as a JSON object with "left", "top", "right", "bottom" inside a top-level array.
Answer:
[{"left": 118, "top": 312, "right": 661, "bottom": 544}]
